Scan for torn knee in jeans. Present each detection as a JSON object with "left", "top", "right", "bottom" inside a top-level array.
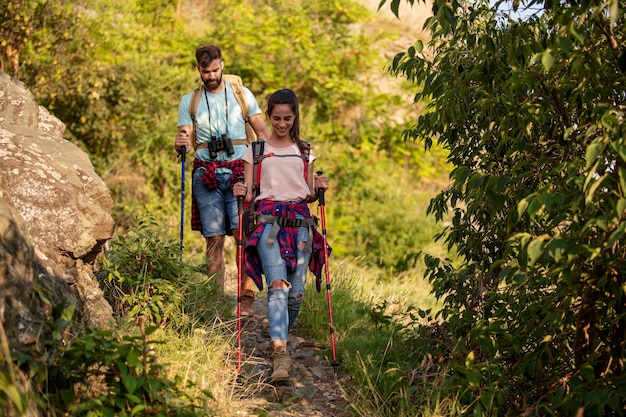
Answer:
[
  {"left": 288, "top": 295, "right": 303, "bottom": 319},
  {"left": 289, "top": 294, "right": 303, "bottom": 306},
  {"left": 269, "top": 279, "right": 289, "bottom": 290}
]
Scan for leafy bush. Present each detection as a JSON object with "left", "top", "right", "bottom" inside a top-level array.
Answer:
[
  {"left": 2, "top": 293, "right": 215, "bottom": 416},
  {"left": 384, "top": 0, "right": 626, "bottom": 414},
  {"left": 47, "top": 325, "right": 213, "bottom": 416},
  {"left": 97, "top": 217, "right": 226, "bottom": 332}
]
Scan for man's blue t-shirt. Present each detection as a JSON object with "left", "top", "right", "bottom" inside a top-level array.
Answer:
[{"left": 178, "top": 81, "right": 262, "bottom": 164}]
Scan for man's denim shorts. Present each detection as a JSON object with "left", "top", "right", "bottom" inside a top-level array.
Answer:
[{"left": 192, "top": 169, "right": 239, "bottom": 237}]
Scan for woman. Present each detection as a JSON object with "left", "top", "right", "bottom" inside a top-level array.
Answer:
[{"left": 233, "top": 88, "right": 329, "bottom": 382}]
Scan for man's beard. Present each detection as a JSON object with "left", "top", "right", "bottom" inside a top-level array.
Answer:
[{"left": 202, "top": 74, "right": 222, "bottom": 90}]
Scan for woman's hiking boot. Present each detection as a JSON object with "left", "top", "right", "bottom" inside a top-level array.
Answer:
[
  {"left": 270, "top": 346, "right": 291, "bottom": 382},
  {"left": 241, "top": 289, "right": 256, "bottom": 317}
]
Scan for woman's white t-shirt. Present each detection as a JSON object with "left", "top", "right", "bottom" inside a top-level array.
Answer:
[{"left": 242, "top": 141, "right": 316, "bottom": 202}]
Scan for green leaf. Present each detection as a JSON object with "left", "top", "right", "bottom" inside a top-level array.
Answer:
[
  {"left": 585, "top": 173, "right": 608, "bottom": 204},
  {"left": 606, "top": 222, "right": 625, "bottom": 249},
  {"left": 613, "top": 142, "right": 626, "bottom": 162},
  {"left": 600, "top": 112, "right": 619, "bottom": 129},
  {"left": 542, "top": 192, "right": 553, "bottom": 211},
  {"left": 547, "top": 238, "right": 568, "bottom": 262},
  {"left": 390, "top": 0, "right": 400, "bottom": 18},
  {"left": 609, "top": 0, "right": 619, "bottom": 26},
  {"left": 541, "top": 48, "right": 554, "bottom": 72},
  {"left": 59, "top": 388, "right": 75, "bottom": 404},
  {"left": 480, "top": 391, "right": 493, "bottom": 408},
  {"left": 131, "top": 405, "right": 147, "bottom": 416},
  {"left": 102, "top": 407, "right": 116, "bottom": 417},
  {"left": 124, "top": 374, "right": 138, "bottom": 394},
  {"left": 126, "top": 348, "right": 141, "bottom": 368},
  {"left": 86, "top": 336, "right": 94, "bottom": 351},
  {"left": 619, "top": 166, "right": 626, "bottom": 193},
  {"left": 557, "top": 36, "right": 572, "bottom": 53},
  {"left": 585, "top": 141, "right": 605, "bottom": 170},
  {"left": 0, "top": 381, "right": 26, "bottom": 414},
  {"left": 616, "top": 198, "right": 626, "bottom": 217},
  {"left": 517, "top": 198, "right": 530, "bottom": 219},
  {"left": 415, "top": 39, "right": 424, "bottom": 53},
  {"left": 528, "top": 237, "right": 547, "bottom": 265},
  {"left": 580, "top": 363, "right": 595, "bottom": 382},
  {"left": 125, "top": 393, "right": 142, "bottom": 405},
  {"left": 465, "top": 369, "right": 482, "bottom": 386}
]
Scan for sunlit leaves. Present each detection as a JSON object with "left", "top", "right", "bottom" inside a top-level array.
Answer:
[
  {"left": 541, "top": 47, "right": 555, "bottom": 71},
  {"left": 387, "top": 0, "right": 626, "bottom": 414}
]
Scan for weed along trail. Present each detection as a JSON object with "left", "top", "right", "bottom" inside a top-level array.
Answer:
[{"left": 232, "top": 290, "right": 353, "bottom": 416}]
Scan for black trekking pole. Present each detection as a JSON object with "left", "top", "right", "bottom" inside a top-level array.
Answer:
[
  {"left": 178, "top": 138, "right": 187, "bottom": 262},
  {"left": 316, "top": 170, "right": 340, "bottom": 367},
  {"left": 236, "top": 176, "right": 245, "bottom": 376}
]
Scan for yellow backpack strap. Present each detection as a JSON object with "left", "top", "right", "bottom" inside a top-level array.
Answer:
[
  {"left": 224, "top": 74, "right": 257, "bottom": 145},
  {"left": 188, "top": 85, "right": 202, "bottom": 150},
  {"left": 223, "top": 74, "right": 249, "bottom": 121}
]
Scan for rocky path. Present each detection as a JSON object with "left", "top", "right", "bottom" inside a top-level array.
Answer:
[{"left": 231, "top": 292, "right": 354, "bottom": 417}]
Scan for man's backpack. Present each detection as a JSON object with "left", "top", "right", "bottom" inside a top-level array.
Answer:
[
  {"left": 244, "top": 139, "right": 311, "bottom": 236},
  {"left": 188, "top": 74, "right": 257, "bottom": 150}
]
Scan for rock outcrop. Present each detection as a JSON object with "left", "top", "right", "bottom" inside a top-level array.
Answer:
[{"left": 0, "top": 70, "right": 116, "bottom": 415}]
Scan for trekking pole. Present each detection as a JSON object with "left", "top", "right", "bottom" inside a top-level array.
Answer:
[
  {"left": 178, "top": 134, "right": 187, "bottom": 262},
  {"left": 236, "top": 176, "right": 245, "bottom": 376},
  {"left": 316, "top": 170, "right": 340, "bottom": 367}
]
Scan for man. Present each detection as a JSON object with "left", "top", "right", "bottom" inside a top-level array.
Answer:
[{"left": 175, "top": 44, "right": 271, "bottom": 315}]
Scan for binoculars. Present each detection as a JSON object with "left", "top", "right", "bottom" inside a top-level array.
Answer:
[{"left": 208, "top": 134, "right": 235, "bottom": 159}]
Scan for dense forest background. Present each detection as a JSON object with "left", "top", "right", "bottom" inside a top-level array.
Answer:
[
  {"left": 1, "top": 0, "right": 449, "bottom": 277},
  {"left": 2, "top": 0, "right": 625, "bottom": 415}
]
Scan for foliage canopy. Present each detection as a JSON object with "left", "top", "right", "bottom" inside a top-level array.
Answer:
[
  {"left": 382, "top": 0, "right": 626, "bottom": 414},
  {"left": 1, "top": 0, "right": 447, "bottom": 273}
]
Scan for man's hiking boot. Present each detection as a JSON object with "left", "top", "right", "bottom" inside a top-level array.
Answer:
[
  {"left": 270, "top": 346, "right": 291, "bottom": 382},
  {"left": 241, "top": 289, "right": 256, "bottom": 317}
]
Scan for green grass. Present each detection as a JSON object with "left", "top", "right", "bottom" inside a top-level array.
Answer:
[
  {"left": 298, "top": 257, "right": 460, "bottom": 417},
  {"left": 137, "top": 257, "right": 457, "bottom": 417},
  {"left": 36, "top": 206, "right": 459, "bottom": 416}
]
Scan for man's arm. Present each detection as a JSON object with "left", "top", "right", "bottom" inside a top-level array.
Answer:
[{"left": 248, "top": 114, "right": 271, "bottom": 140}]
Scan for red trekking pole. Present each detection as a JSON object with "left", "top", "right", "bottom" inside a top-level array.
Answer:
[
  {"left": 236, "top": 177, "right": 245, "bottom": 376},
  {"left": 316, "top": 171, "right": 339, "bottom": 367}
]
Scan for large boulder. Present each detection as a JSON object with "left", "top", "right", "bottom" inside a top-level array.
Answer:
[{"left": 0, "top": 70, "right": 115, "bottom": 356}]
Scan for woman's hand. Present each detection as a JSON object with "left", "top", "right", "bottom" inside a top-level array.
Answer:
[{"left": 314, "top": 173, "right": 329, "bottom": 192}]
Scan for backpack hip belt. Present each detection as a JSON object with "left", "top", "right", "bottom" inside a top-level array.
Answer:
[
  {"left": 196, "top": 139, "right": 248, "bottom": 149},
  {"left": 255, "top": 214, "right": 316, "bottom": 252}
]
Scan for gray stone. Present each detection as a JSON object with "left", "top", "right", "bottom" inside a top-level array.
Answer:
[{"left": 0, "top": 70, "right": 116, "bottom": 416}]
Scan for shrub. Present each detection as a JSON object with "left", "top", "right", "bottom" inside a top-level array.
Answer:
[{"left": 97, "top": 217, "right": 228, "bottom": 332}]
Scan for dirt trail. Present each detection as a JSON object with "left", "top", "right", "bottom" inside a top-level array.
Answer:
[{"left": 229, "top": 290, "right": 354, "bottom": 417}]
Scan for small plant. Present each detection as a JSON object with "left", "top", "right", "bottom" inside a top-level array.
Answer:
[
  {"left": 0, "top": 322, "right": 29, "bottom": 416},
  {"left": 47, "top": 321, "right": 213, "bottom": 416}
]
